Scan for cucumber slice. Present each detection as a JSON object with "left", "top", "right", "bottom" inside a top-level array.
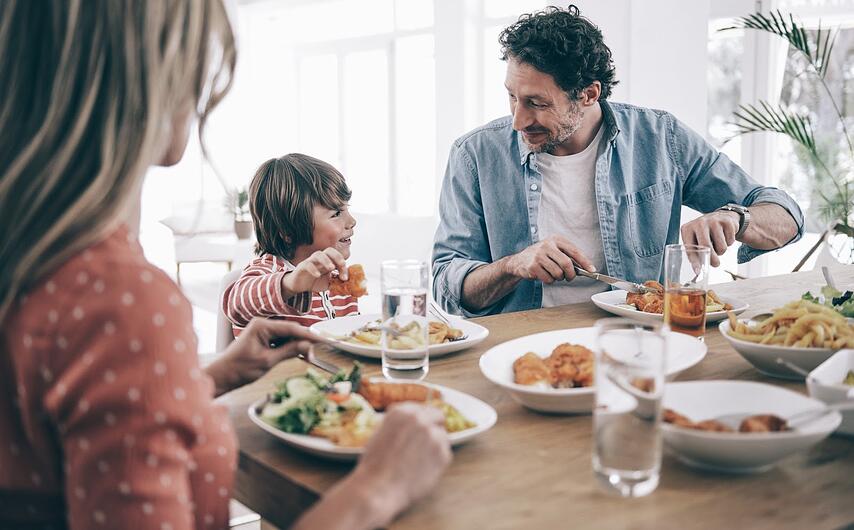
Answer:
[{"left": 286, "top": 377, "right": 319, "bottom": 400}]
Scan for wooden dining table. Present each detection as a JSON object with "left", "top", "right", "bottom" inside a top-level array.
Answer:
[{"left": 221, "top": 266, "right": 854, "bottom": 529}]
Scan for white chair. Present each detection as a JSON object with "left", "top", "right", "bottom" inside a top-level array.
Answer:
[{"left": 216, "top": 269, "right": 242, "bottom": 352}]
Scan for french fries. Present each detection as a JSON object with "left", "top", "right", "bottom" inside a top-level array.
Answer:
[{"left": 726, "top": 300, "right": 854, "bottom": 349}]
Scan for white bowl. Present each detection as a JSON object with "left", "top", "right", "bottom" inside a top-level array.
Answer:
[
  {"left": 310, "top": 313, "right": 489, "bottom": 359},
  {"left": 662, "top": 381, "right": 841, "bottom": 473},
  {"left": 718, "top": 320, "right": 837, "bottom": 380},
  {"left": 478, "top": 327, "right": 706, "bottom": 414},
  {"left": 249, "top": 378, "right": 497, "bottom": 461},
  {"left": 807, "top": 349, "right": 854, "bottom": 436},
  {"left": 591, "top": 290, "right": 748, "bottom": 324}
]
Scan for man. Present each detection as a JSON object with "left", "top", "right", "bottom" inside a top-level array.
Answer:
[{"left": 432, "top": 5, "right": 803, "bottom": 317}]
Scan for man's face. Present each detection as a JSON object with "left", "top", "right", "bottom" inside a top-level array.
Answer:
[{"left": 505, "top": 59, "right": 584, "bottom": 154}]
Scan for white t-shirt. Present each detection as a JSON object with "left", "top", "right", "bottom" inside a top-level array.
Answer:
[{"left": 536, "top": 125, "right": 608, "bottom": 307}]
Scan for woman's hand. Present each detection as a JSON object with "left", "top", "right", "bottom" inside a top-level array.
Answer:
[
  {"left": 282, "top": 248, "right": 348, "bottom": 295},
  {"left": 205, "top": 318, "right": 322, "bottom": 396},
  {"left": 291, "top": 402, "right": 452, "bottom": 530},
  {"left": 355, "top": 403, "right": 452, "bottom": 511}
]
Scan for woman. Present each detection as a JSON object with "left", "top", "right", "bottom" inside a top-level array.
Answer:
[{"left": 0, "top": 1, "right": 450, "bottom": 529}]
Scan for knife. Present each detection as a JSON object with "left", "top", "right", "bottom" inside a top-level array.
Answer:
[{"left": 573, "top": 266, "right": 660, "bottom": 294}]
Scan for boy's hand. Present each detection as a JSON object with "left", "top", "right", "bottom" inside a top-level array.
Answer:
[{"left": 282, "top": 248, "right": 348, "bottom": 294}]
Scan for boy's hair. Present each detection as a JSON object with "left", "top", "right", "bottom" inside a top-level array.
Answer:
[
  {"left": 249, "top": 153, "right": 352, "bottom": 259},
  {"left": 499, "top": 5, "right": 618, "bottom": 101}
]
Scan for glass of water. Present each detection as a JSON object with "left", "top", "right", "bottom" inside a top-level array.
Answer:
[
  {"left": 380, "top": 260, "right": 429, "bottom": 380},
  {"left": 592, "top": 318, "right": 666, "bottom": 498}
]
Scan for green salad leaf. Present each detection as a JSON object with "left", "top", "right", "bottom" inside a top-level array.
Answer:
[
  {"left": 801, "top": 287, "right": 854, "bottom": 317},
  {"left": 272, "top": 392, "right": 327, "bottom": 434}
]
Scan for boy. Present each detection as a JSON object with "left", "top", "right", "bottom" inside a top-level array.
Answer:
[{"left": 223, "top": 153, "right": 361, "bottom": 334}]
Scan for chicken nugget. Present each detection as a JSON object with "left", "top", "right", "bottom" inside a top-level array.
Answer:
[
  {"left": 329, "top": 264, "right": 368, "bottom": 298},
  {"left": 357, "top": 379, "right": 439, "bottom": 411},
  {"left": 546, "top": 343, "right": 595, "bottom": 388},
  {"left": 513, "top": 352, "right": 551, "bottom": 386},
  {"left": 693, "top": 420, "right": 735, "bottom": 433},
  {"left": 663, "top": 408, "right": 695, "bottom": 428},
  {"left": 739, "top": 414, "right": 788, "bottom": 433}
]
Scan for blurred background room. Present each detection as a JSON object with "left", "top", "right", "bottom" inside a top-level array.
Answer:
[{"left": 139, "top": 0, "right": 854, "bottom": 354}]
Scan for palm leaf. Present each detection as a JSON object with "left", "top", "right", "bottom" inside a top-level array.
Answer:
[
  {"left": 721, "top": 10, "right": 837, "bottom": 77},
  {"left": 729, "top": 101, "right": 817, "bottom": 155}
]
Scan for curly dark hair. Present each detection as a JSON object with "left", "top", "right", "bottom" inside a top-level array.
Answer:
[{"left": 499, "top": 5, "right": 618, "bottom": 101}]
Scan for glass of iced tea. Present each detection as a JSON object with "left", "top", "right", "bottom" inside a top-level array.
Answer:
[{"left": 663, "top": 244, "right": 710, "bottom": 340}]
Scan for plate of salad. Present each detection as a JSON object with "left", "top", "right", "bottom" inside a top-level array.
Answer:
[
  {"left": 249, "top": 364, "right": 497, "bottom": 461},
  {"left": 802, "top": 286, "right": 854, "bottom": 317}
]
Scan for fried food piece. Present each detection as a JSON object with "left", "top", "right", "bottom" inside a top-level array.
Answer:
[
  {"left": 513, "top": 352, "right": 552, "bottom": 386},
  {"left": 329, "top": 264, "right": 368, "bottom": 298},
  {"left": 663, "top": 408, "right": 695, "bottom": 428},
  {"left": 739, "top": 414, "right": 788, "bottom": 433},
  {"left": 545, "top": 343, "right": 594, "bottom": 388},
  {"left": 693, "top": 420, "right": 735, "bottom": 433},
  {"left": 429, "top": 321, "right": 449, "bottom": 344},
  {"left": 626, "top": 281, "right": 665, "bottom": 314},
  {"left": 357, "top": 379, "right": 440, "bottom": 411}
]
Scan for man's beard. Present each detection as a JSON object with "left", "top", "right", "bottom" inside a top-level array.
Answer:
[{"left": 525, "top": 102, "right": 584, "bottom": 154}]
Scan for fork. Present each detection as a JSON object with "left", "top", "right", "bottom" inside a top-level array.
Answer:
[{"left": 428, "top": 301, "right": 468, "bottom": 341}]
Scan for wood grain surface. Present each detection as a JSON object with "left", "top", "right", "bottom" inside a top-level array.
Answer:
[{"left": 222, "top": 265, "right": 854, "bottom": 530}]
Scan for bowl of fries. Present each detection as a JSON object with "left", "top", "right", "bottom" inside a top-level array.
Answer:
[{"left": 719, "top": 300, "right": 854, "bottom": 380}]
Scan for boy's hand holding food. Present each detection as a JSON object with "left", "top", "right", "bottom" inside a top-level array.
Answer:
[{"left": 283, "top": 248, "right": 348, "bottom": 294}]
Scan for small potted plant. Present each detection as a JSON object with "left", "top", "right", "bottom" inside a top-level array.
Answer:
[
  {"left": 722, "top": 11, "right": 853, "bottom": 265},
  {"left": 226, "top": 186, "right": 252, "bottom": 240}
]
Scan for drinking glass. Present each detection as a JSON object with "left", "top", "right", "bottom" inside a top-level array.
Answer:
[
  {"left": 380, "top": 260, "right": 429, "bottom": 380},
  {"left": 593, "top": 318, "right": 666, "bottom": 498},
  {"left": 663, "top": 244, "right": 710, "bottom": 340}
]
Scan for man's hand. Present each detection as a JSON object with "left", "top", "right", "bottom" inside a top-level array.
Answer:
[
  {"left": 282, "top": 248, "right": 348, "bottom": 294},
  {"left": 504, "top": 235, "right": 596, "bottom": 284},
  {"left": 680, "top": 210, "right": 740, "bottom": 267}
]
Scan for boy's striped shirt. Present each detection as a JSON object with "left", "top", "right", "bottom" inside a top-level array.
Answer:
[{"left": 223, "top": 254, "right": 359, "bottom": 335}]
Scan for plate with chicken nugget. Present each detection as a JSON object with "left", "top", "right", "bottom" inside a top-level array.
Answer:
[
  {"left": 249, "top": 365, "right": 497, "bottom": 461},
  {"left": 479, "top": 327, "right": 706, "bottom": 413},
  {"left": 309, "top": 313, "right": 489, "bottom": 359},
  {"left": 591, "top": 282, "right": 748, "bottom": 325},
  {"left": 662, "top": 381, "right": 840, "bottom": 473}
]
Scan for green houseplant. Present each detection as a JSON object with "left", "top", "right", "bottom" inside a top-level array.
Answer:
[
  {"left": 226, "top": 186, "right": 252, "bottom": 240},
  {"left": 722, "top": 11, "right": 853, "bottom": 265}
]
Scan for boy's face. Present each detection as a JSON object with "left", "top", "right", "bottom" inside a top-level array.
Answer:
[{"left": 305, "top": 203, "right": 357, "bottom": 259}]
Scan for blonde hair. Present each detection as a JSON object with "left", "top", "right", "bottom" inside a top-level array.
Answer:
[{"left": 0, "top": 0, "right": 236, "bottom": 321}]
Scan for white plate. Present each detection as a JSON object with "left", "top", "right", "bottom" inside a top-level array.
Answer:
[
  {"left": 478, "top": 327, "right": 706, "bottom": 414},
  {"left": 718, "top": 320, "right": 837, "bottom": 380},
  {"left": 248, "top": 379, "right": 497, "bottom": 461},
  {"left": 591, "top": 290, "right": 748, "bottom": 324},
  {"left": 807, "top": 349, "right": 854, "bottom": 436},
  {"left": 309, "top": 313, "right": 489, "bottom": 359},
  {"left": 663, "top": 381, "right": 841, "bottom": 473}
]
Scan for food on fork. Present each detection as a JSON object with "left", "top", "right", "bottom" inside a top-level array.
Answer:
[
  {"left": 329, "top": 263, "right": 368, "bottom": 298},
  {"left": 626, "top": 281, "right": 665, "bottom": 313},
  {"left": 725, "top": 300, "right": 854, "bottom": 348},
  {"left": 624, "top": 280, "right": 733, "bottom": 314},
  {"left": 512, "top": 343, "right": 595, "bottom": 389}
]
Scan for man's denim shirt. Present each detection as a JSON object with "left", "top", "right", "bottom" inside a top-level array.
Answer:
[{"left": 432, "top": 101, "right": 805, "bottom": 317}]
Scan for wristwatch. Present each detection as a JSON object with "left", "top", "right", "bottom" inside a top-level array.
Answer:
[{"left": 717, "top": 203, "right": 751, "bottom": 238}]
